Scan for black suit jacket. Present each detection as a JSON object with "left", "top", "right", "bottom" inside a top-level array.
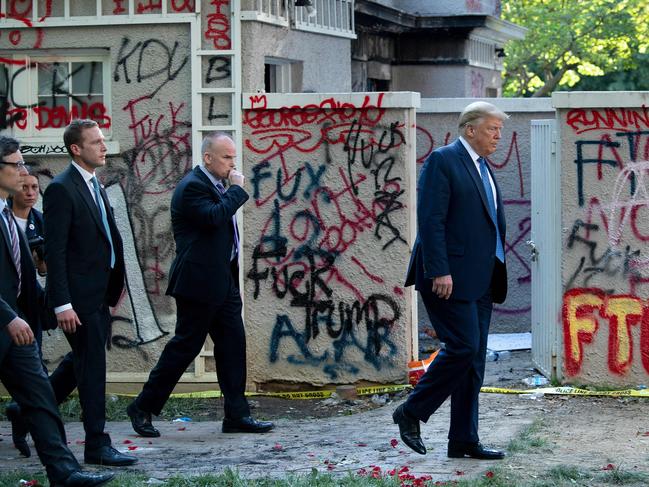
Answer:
[
  {"left": 166, "top": 166, "right": 248, "bottom": 305},
  {"left": 0, "top": 208, "right": 41, "bottom": 359},
  {"left": 405, "top": 139, "right": 508, "bottom": 304},
  {"left": 43, "top": 164, "right": 125, "bottom": 314}
]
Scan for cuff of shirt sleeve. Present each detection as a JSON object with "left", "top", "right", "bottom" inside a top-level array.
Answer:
[{"left": 54, "top": 303, "right": 73, "bottom": 314}]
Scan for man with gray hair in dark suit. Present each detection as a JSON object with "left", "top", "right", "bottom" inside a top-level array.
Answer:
[{"left": 394, "top": 102, "right": 509, "bottom": 459}]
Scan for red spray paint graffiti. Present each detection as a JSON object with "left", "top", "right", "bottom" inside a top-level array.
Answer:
[
  {"left": 204, "top": 0, "right": 231, "bottom": 50},
  {"left": 563, "top": 288, "right": 649, "bottom": 377}
]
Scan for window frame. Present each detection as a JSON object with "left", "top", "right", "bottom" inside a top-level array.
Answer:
[{"left": 0, "top": 50, "right": 112, "bottom": 141}]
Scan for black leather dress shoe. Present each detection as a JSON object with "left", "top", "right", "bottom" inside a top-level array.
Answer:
[
  {"left": 6, "top": 403, "right": 30, "bottom": 458},
  {"left": 127, "top": 401, "right": 160, "bottom": 438},
  {"left": 51, "top": 470, "right": 115, "bottom": 486},
  {"left": 447, "top": 441, "right": 505, "bottom": 459},
  {"left": 84, "top": 446, "right": 138, "bottom": 466},
  {"left": 392, "top": 403, "right": 426, "bottom": 455},
  {"left": 222, "top": 416, "right": 274, "bottom": 433}
]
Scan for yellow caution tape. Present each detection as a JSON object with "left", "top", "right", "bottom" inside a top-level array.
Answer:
[
  {"left": 6, "top": 384, "right": 646, "bottom": 402},
  {"left": 481, "top": 386, "right": 649, "bottom": 397}
]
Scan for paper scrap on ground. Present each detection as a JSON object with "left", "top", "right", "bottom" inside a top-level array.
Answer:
[{"left": 487, "top": 332, "right": 531, "bottom": 351}]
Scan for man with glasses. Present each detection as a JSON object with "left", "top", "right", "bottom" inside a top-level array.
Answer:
[{"left": 0, "top": 135, "right": 114, "bottom": 486}]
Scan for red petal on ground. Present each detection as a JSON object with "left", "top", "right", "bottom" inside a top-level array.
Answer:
[
  {"left": 327, "top": 464, "right": 335, "bottom": 470},
  {"left": 127, "top": 446, "right": 138, "bottom": 451},
  {"left": 486, "top": 471, "right": 494, "bottom": 478},
  {"left": 455, "top": 470, "right": 465, "bottom": 476},
  {"left": 75, "top": 440, "right": 85, "bottom": 445},
  {"left": 272, "top": 443, "right": 283, "bottom": 451},
  {"left": 390, "top": 438, "right": 399, "bottom": 448},
  {"left": 602, "top": 464, "right": 615, "bottom": 471},
  {"left": 356, "top": 443, "right": 368, "bottom": 447},
  {"left": 398, "top": 466, "right": 410, "bottom": 473},
  {"left": 177, "top": 427, "right": 186, "bottom": 431},
  {"left": 123, "top": 439, "right": 133, "bottom": 444}
]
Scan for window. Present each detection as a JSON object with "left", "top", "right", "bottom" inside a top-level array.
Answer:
[
  {"left": 0, "top": 53, "right": 111, "bottom": 139},
  {"left": 264, "top": 58, "right": 293, "bottom": 93}
]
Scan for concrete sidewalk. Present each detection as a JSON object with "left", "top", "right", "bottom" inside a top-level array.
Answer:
[{"left": 0, "top": 394, "right": 533, "bottom": 482}]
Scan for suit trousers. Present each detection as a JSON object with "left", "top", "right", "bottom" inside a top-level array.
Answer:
[
  {"left": 405, "top": 284, "right": 493, "bottom": 444},
  {"left": 49, "top": 305, "right": 111, "bottom": 450},
  {"left": 0, "top": 341, "right": 79, "bottom": 482},
  {"left": 137, "top": 281, "right": 250, "bottom": 419}
]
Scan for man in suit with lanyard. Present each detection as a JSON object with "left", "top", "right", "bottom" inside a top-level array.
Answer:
[
  {"left": 127, "top": 132, "right": 273, "bottom": 437},
  {"left": 394, "top": 102, "right": 509, "bottom": 459},
  {"left": 44, "top": 119, "right": 137, "bottom": 466},
  {"left": 0, "top": 134, "right": 114, "bottom": 486}
]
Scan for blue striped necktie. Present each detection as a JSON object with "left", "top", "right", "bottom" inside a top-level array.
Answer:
[
  {"left": 478, "top": 157, "right": 505, "bottom": 262},
  {"left": 91, "top": 177, "right": 116, "bottom": 268}
]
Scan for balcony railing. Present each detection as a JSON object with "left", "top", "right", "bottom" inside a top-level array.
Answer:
[
  {"left": 293, "top": 0, "right": 355, "bottom": 38},
  {"left": 242, "top": 0, "right": 355, "bottom": 38}
]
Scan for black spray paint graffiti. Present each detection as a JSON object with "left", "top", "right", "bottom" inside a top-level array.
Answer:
[
  {"left": 573, "top": 131, "right": 649, "bottom": 206},
  {"left": 113, "top": 37, "right": 189, "bottom": 99},
  {"left": 205, "top": 56, "right": 230, "bottom": 84},
  {"left": 247, "top": 119, "right": 407, "bottom": 378},
  {"left": 565, "top": 218, "right": 644, "bottom": 291},
  {"left": 1, "top": 61, "right": 110, "bottom": 130},
  {"left": 344, "top": 120, "right": 407, "bottom": 250}
]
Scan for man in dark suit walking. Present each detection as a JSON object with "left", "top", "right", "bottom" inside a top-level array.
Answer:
[
  {"left": 127, "top": 132, "right": 273, "bottom": 437},
  {"left": 394, "top": 102, "right": 509, "bottom": 459},
  {"left": 43, "top": 119, "right": 137, "bottom": 466},
  {"left": 0, "top": 135, "right": 114, "bottom": 486}
]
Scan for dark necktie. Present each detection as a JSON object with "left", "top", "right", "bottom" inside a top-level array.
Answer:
[
  {"left": 478, "top": 157, "right": 505, "bottom": 262},
  {"left": 90, "top": 177, "right": 116, "bottom": 268},
  {"left": 215, "top": 181, "right": 239, "bottom": 262},
  {"left": 3, "top": 206, "right": 21, "bottom": 296}
]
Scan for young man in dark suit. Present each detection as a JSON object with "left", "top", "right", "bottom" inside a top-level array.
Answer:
[
  {"left": 43, "top": 119, "right": 136, "bottom": 466},
  {"left": 394, "top": 102, "right": 509, "bottom": 459},
  {"left": 127, "top": 132, "right": 273, "bottom": 437},
  {"left": 0, "top": 135, "right": 114, "bottom": 486}
]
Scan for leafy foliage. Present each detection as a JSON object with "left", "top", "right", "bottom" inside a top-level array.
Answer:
[{"left": 501, "top": 0, "right": 649, "bottom": 96}]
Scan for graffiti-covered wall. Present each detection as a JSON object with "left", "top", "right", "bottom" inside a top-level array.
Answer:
[
  {"left": 557, "top": 92, "right": 649, "bottom": 386},
  {"left": 0, "top": 19, "right": 194, "bottom": 376},
  {"left": 417, "top": 98, "right": 554, "bottom": 336},
  {"left": 241, "top": 92, "right": 419, "bottom": 385}
]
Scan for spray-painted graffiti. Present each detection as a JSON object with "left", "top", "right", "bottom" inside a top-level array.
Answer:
[
  {"left": 567, "top": 106, "right": 649, "bottom": 135},
  {"left": 113, "top": 0, "right": 195, "bottom": 14},
  {"left": 243, "top": 94, "right": 409, "bottom": 380},
  {"left": 1, "top": 61, "right": 110, "bottom": 131},
  {"left": 563, "top": 105, "right": 649, "bottom": 380},
  {"left": 205, "top": 0, "right": 231, "bottom": 50},
  {"left": 562, "top": 288, "right": 649, "bottom": 376},
  {"left": 415, "top": 119, "right": 532, "bottom": 325},
  {"left": 114, "top": 37, "right": 189, "bottom": 99}
]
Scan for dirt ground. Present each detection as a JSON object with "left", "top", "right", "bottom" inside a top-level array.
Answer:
[{"left": 2, "top": 350, "right": 649, "bottom": 485}]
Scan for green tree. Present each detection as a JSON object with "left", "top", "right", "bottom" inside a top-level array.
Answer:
[{"left": 501, "top": 0, "right": 649, "bottom": 97}]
